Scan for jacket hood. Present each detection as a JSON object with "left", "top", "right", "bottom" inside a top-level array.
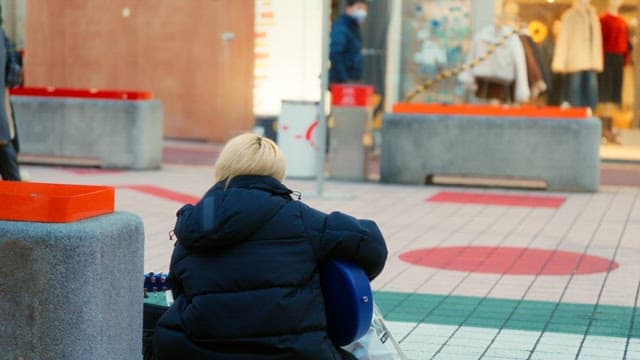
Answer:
[{"left": 173, "top": 175, "right": 293, "bottom": 252}]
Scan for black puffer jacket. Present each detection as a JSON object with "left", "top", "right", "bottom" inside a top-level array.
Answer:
[{"left": 153, "top": 175, "right": 388, "bottom": 359}]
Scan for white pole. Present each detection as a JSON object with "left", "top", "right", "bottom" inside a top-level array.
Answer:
[
  {"left": 315, "top": 0, "right": 330, "bottom": 196},
  {"left": 384, "top": 0, "right": 402, "bottom": 110}
]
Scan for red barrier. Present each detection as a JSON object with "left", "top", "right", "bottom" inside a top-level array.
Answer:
[
  {"left": 9, "top": 86, "right": 153, "bottom": 101},
  {"left": 330, "top": 84, "right": 374, "bottom": 107},
  {"left": 392, "top": 103, "right": 590, "bottom": 119}
]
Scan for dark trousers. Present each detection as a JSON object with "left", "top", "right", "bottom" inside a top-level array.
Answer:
[
  {"left": 598, "top": 52, "right": 624, "bottom": 105},
  {"left": 0, "top": 142, "right": 21, "bottom": 180},
  {"left": 567, "top": 71, "right": 598, "bottom": 109},
  {"left": 547, "top": 73, "right": 567, "bottom": 106},
  {"left": 143, "top": 303, "right": 169, "bottom": 360}
]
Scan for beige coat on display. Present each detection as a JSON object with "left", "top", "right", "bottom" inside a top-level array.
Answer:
[{"left": 551, "top": 1, "right": 603, "bottom": 74}]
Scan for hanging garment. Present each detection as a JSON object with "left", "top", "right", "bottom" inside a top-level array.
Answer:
[
  {"left": 474, "top": 77, "right": 516, "bottom": 103},
  {"left": 458, "top": 25, "right": 530, "bottom": 103},
  {"left": 518, "top": 35, "right": 547, "bottom": 99}
]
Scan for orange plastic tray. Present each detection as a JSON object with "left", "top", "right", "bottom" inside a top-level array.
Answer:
[
  {"left": 0, "top": 182, "right": 115, "bottom": 223},
  {"left": 392, "top": 103, "right": 590, "bottom": 119}
]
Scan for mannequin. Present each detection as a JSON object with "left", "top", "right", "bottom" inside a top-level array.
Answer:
[
  {"left": 597, "top": 0, "right": 627, "bottom": 144},
  {"left": 551, "top": 0, "right": 602, "bottom": 110},
  {"left": 598, "top": 0, "right": 628, "bottom": 106}
]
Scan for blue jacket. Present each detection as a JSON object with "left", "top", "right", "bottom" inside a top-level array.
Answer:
[
  {"left": 153, "top": 175, "right": 387, "bottom": 359},
  {"left": 330, "top": 13, "right": 363, "bottom": 83}
]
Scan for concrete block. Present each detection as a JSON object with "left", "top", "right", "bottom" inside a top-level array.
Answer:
[
  {"left": 381, "top": 114, "right": 601, "bottom": 192},
  {"left": 330, "top": 106, "right": 370, "bottom": 181},
  {"left": 12, "top": 96, "right": 163, "bottom": 169},
  {"left": 0, "top": 212, "right": 145, "bottom": 360}
]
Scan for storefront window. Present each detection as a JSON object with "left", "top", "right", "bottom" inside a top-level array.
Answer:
[
  {"left": 397, "top": 0, "right": 638, "bottom": 129},
  {"left": 506, "top": 1, "right": 636, "bottom": 129},
  {"left": 399, "top": 0, "right": 472, "bottom": 104}
]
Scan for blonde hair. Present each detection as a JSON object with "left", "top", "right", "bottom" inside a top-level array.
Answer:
[{"left": 213, "top": 133, "right": 286, "bottom": 183}]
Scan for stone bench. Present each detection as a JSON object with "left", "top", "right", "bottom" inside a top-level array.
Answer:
[
  {"left": 381, "top": 104, "right": 601, "bottom": 192},
  {"left": 11, "top": 87, "right": 163, "bottom": 169}
]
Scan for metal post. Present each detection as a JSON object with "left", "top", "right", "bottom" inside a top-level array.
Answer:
[
  {"left": 315, "top": 0, "right": 330, "bottom": 196},
  {"left": 384, "top": 0, "right": 402, "bottom": 110}
]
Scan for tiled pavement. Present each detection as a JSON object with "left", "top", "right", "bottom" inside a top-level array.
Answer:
[{"left": 18, "top": 148, "right": 640, "bottom": 359}]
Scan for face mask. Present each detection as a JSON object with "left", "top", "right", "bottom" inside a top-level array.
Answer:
[{"left": 351, "top": 9, "right": 367, "bottom": 23}]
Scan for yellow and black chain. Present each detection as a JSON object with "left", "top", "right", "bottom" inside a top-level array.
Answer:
[{"left": 404, "top": 25, "right": 525, "bottom": 103}]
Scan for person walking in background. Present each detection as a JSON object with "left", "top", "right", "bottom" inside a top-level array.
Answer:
[
  {"left": 329, "top": 0, "right": 368, "bottom": 84},
  {"left": 0, "top": 5, "right": 22, "bottom": 181},
  {"left": 152, "top": 133, "right": 388, "bottom": 359}
]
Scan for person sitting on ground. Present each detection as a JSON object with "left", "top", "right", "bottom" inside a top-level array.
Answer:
[{"left": 152, "top": 133, "right": 388, "bottom": 359}]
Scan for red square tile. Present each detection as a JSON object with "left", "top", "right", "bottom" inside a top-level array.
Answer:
[{"left": 427, "top": 191, "right": 565, "bottom": 208}]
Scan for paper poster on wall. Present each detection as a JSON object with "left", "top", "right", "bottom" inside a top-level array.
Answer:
[
  {"left": 254, "top": 0, "right": 323, "bottom": 116},
  {"left": 402, "top": 0, "right": 472, "bottom": 103}
]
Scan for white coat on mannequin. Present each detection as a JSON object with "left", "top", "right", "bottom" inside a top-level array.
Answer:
[{"left": 551, "top": 0, "right": 603, "bottom": 74}]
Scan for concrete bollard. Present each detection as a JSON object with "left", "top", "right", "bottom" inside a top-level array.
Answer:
[
  {"left": 0, "top": 212, "right": 144, "bottom": 360},
  {"left": 329, "top": 84, "right": 375, "bottom": 181},
  {"left": 329, "top": 106, "right": 371, "bottom": 181}
]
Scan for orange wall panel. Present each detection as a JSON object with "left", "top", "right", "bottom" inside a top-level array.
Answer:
[{"left": 24, "top": 0, "right": 254, "bottom": 141}]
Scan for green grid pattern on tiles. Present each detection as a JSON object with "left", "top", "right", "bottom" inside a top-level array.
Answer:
[{"left": 373, "top": 291, "right": 639, "bottom": 339}]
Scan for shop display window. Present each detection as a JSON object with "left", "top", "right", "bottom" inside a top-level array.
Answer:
[{"left": 398, "top": 0, "right": 637, "bottom": 127}]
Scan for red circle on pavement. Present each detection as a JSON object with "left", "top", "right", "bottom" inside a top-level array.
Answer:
[{"left": 399, "top": 246, "right": 619, "bottom": 275}]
